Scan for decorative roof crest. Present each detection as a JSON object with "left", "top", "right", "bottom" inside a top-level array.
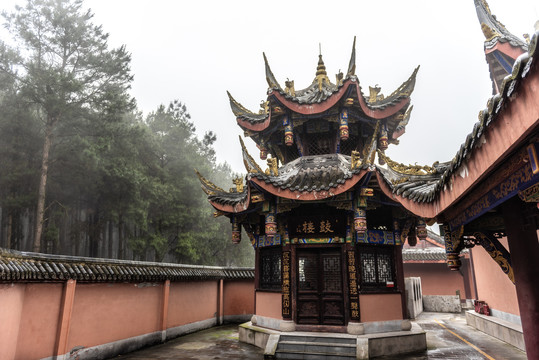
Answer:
[
  {"left": 378, "top": 151, "right": 438, "bottom": 176},
  {"left": 239, "top": 136, "right": 265, "bottom": 174},
  {"left": 263, "top": 52, "right": 282, "bottom": 90},
  {"left": 194, "top": 169, "right": 226, "bottom": 196}
]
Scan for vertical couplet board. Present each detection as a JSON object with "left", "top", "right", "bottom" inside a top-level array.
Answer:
[
  {"left": 282, "top": 250, "right": 291, "bottom": 318},
  {"left": 347, "top": 249, "right": 360, "bottom": 321}
]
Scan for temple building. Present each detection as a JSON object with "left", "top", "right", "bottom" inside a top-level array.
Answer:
[
  {"left": 197, "top": 37, "right": 442, "bottom": 336},
  {"left": 198, "top": 1, "right": 539, "bottom": 356}
]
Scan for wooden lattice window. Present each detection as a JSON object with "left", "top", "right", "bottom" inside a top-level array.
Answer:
[
  {"left": 259, "top": 246, "right": 282, "bottom": 290},
  {"left": 358, "top": 245, "right": 395, "bottom": 291}
]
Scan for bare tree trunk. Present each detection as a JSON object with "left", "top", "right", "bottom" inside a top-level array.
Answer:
[
  {"left": 118, "top": 214, "right": 124, "bottom": 259},
  {"left": 108, "top": 221, "right": 113, "bottom": 258},
  {"left": 6, "top": 214, "right": 12, "bottom": 249},
  {"left": 33, "top": 118, "right": 56, "bottom": 252}
]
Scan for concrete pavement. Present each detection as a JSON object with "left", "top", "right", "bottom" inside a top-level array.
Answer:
[{"left": 110, "top": 312, "right": 526, "bottom": 359}]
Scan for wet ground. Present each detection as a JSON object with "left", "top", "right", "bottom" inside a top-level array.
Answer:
[
  {"left": 111, "top": 325, "right": 263, "bottom": 360},
  {"left": 111, "top": 312, "right": 527, "bottom": 359}
]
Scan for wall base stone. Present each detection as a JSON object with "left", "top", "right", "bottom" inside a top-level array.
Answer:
[{"left": 422, "top": 295, "right": 461, "bottom": 313}]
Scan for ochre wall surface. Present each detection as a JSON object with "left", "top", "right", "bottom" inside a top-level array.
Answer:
[
  {"left": 471, "top": 238, "right": 520, "bottom": 316},
  {"left": 255, "top": 291, "right": 282, "bottom": 319},
  {"left": 0, "top": 279, "right": 254, "bottom": 360},
  {"left": 359, "top": 293, "right": 403, "bottom": 322},
  {"left": 223, "top": 280, "right": 254, "bottom": 316},
  {"left": 168, "top": 281, "right": 217, "bottom": 327},
  {"left": 404, "top": 261, "right": 475, "bottom": 300},
  {"left": 68, "top": 282, "right": 162, "bottom": 349},
  {"left": 15, "top": 283, "right": 63, "bottom": 360},
  {"left": 0, "top": 284, "right": 25, "bottom": 360}
]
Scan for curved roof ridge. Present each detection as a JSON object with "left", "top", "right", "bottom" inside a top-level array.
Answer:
[
  {"left": 263, "top": 52, "right": 282, "bottom": 90},
  {"left": 227, "top": 91, "right": 268, "bottom": 123},
  {"left": 346, "top": 36, "right": 357, "bottom": 78},
  {"left": 474, "top": 0, "right": 528, "bottom": 51},
  {"left": 367, "top": 65, "right": 419, "bottom": 108}
]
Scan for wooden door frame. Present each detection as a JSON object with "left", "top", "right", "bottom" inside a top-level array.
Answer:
[{"left": 292, "top": 243, "right": 349, "bottom": 327}]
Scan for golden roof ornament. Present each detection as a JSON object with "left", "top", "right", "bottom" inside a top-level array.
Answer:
[
  {"left": 259, "top": 101, "right": 269, "bottom": 114},
  {"left": 368, "top": 85, "right": 384, "bottom": 103},
  {"left": 378, "top": 151, "right": 438, "bottom": 176},
  {"left": 284, "top": 78, "right": 295, "bottom": 97},
  {"left": 335, "top": 71, "right": 344, "bottom": 86},
  {"left": 314, "top": 45, "right": 331, "bottom": 91},
  {"left": 265, "top": 156, "right": 279, "bottom": 176},
  {"left": 351, "top": 151, "right": 362, "bottom": 170},
  {"left": 232, "top": 177, "right": 244, "bottom": 193},
  {"left": 481, "top": 22, "right": 500, "bottom": 41},
  {"left": 194, "top": 169, "right": 226, "bottom": 196}
]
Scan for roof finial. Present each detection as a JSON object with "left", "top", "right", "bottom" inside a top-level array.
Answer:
[
  {"left": 314, "top": 48, "right": 330, "bottom": 91},
  {"left": 319, "top": 42, "right": 322, "bottom": 56}
]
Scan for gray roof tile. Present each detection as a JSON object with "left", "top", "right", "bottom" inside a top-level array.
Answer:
[{"left": 0, "top": 248, "right": 254, "bottom": 283}]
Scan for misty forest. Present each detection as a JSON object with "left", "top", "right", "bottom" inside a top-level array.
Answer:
[{"left": 0, "top": 0, "right": 254, "bottom": 266}]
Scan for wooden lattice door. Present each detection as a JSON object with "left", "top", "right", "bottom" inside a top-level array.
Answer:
[{"left": 296, "top": 248, "right": 344, "bottom": 325}]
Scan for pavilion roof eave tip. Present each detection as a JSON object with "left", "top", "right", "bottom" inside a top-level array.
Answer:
[{"left": 347, "top": 36, "right": 357, "bottom": 77}]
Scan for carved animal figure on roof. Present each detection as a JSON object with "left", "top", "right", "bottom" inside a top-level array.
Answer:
[
  {"left": 284, "top": 78, "right": 295, "bottom": 97},
  {"left": 265, "top": 157, "right": 279, "bottom": 176},
  {"left": 335, "top": 71, "right": 344, "bottom": 86},
  {"left": 351, "top": 150, "right": 362, "bottom": 169},
  {"left": 232, "top": 177, "right": 244, "bottom": 193}
]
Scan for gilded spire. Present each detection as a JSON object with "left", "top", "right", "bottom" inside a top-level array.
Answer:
[{"left": 313, "top": 48, "right": 331, "bottom": 91}]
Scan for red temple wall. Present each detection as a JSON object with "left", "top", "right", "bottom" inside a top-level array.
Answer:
[
  {"left": 471, "top": 237, "right": 520, "bottom": 316},
  {"left": 359, "top": 293, "right": 403, "bottom": 322},
  {"left": 255, "top": 291, "right": 282, "bottom": 319},
  {"left": 68, "top": 282, "right": 162, "bottom": 349},
  {"left": 168, "top": 281, "right": 217, "bottom": 327},
  {"left": 404, "top": 260, "right": 476, "bottom": 300},
  {"left": 223, "top": 280, "right": 254, "bottom": 316},
  {"left": 0, "top": 279, "right": 255, "bottom": 360}
]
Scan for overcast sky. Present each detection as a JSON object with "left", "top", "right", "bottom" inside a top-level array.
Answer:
[{"left": 2, "top": 0, "right": 538, "bottom": 174}]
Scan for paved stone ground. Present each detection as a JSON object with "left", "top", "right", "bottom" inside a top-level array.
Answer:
[
  {"left": 110, "top": 312, "right": 527, "bottom": 359},
  {"left": 111, "top": 325, "right": 263, "bottom": 360},
  {"left": 381, "top": 312, "right": 527, "bottom": 360}
]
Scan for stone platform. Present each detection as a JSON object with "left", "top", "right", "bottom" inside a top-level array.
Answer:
[
  {"left": 465, "top": 310, "right": 525, "bottom": 351},
  {"left": 239, "top": 321, "right": 426, "bottom": 359}
]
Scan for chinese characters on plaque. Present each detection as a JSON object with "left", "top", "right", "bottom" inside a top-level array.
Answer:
[
  {"left": 347, "top": 250, "right": 360, "bottom": 320},
  {"left": 289, "top": 215, "right": 346, "bottom": 239},
  {"left": 282, "top": 251, "right": 291, "bottom": 317}
]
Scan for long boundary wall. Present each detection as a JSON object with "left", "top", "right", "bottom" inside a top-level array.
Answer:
[{"left": 0, "top": 248, "right": 254, "bottom": 360}]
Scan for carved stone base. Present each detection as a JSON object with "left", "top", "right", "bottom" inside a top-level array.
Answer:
[
  {"left": 279, "top": 320, "right": 296, "bottom": 332},
  {"left": 401, "top": 319, "right": 412, "bottom": 331},
  {"left": 347, "top": 321, "right": 365, "bottom": 335}
]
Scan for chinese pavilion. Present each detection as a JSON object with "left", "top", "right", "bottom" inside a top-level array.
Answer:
[{"left": 197, "top": 37, "right": 439, "bottom": 334}]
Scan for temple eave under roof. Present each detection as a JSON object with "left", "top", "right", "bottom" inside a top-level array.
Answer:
[{"left": 249, "top": 170, "right": 368, "bottom": 201}]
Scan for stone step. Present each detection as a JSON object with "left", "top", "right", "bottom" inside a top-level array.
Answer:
[
  {"left": 275, "top": 349, "right": 357, "bottom": 360},
  {"left": 277, "top": 340, "right": 356, "bottom": 355},
  {"left": 279, "top": 335, "right": 356, "bottom": 345}
]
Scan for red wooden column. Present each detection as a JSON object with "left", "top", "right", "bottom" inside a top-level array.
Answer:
[
  {"left": 502, "top": 197, "right": 539, "bottom": 358},
  {"left": 55, "top": 279, "right": 77, "bottom": 357},
  {"left": 161, "top": 279, "right": 170, "bottom": 340}
]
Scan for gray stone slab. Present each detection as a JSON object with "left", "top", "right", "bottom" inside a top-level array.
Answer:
[{"left": 422, "top": 295, "right": 461, "bottom": 313}]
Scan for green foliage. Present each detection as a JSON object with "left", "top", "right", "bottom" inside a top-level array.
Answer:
[{"left": 0, "top": 0, "right": 253, "bottom": 267}]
